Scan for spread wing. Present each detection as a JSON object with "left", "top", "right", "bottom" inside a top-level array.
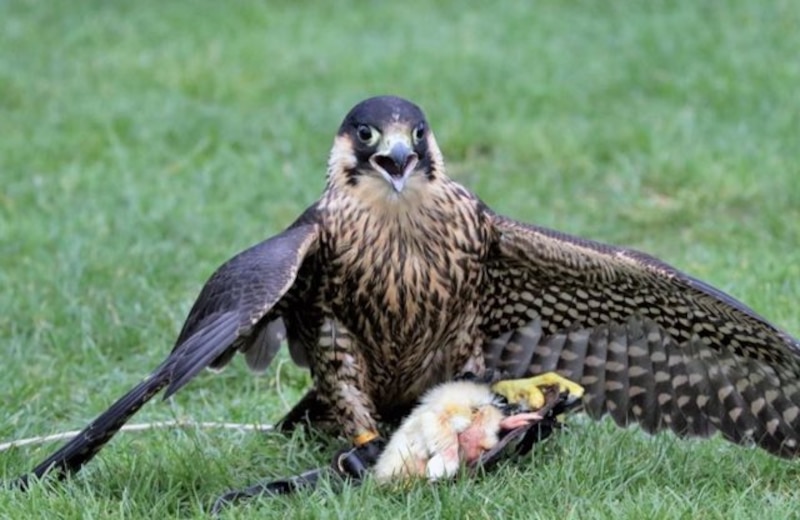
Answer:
[
  {"left": 18, "top": 212, "right": 321, "bottom": 483},
  {"left": 482, "top": 211, "right": 800, "bottom": 457},
  {"left": 165, "top": 215, "right": 321, "bottom": 396}
]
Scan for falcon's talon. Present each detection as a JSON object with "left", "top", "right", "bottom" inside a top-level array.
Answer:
[
  {"left": 492, "top": 373, "right": 585, "bottom": 412},
  {"left": 561, "top": 392, "right": 582, "bottom": 407}
]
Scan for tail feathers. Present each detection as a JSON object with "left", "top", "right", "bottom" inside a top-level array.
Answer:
[{"left": 16, "top": 365, "right": 171, "bottom": 488}]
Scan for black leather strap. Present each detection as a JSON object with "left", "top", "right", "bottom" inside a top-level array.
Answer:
[{"left": 211, "top": 438, "right": 385, "bottom": 514}]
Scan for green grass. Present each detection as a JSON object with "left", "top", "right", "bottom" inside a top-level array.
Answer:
[{"left": 2, "top": 0, "right": 800, "bottom": 518}]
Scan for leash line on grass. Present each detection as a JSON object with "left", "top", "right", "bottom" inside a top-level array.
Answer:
[{"left": 0, "top": 421, "right": 274, "bottom": 452}]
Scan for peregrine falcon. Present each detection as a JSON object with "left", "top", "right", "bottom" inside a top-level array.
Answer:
[{"left": 17, "top": 96, "right": 800, "bottom": 489}]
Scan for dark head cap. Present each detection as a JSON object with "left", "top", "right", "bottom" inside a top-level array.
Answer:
[{"left": 338, "top": 96, "right": 427, "bottom": 134}]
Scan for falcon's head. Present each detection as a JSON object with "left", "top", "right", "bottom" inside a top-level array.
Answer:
[{"left": 326, "top": 96, "right": 445, "bottom": 200}]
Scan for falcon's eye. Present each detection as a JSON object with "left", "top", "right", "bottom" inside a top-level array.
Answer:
[
  {"left": 356, "top": 124, "right": 378, "bottom": 146},
  {"left": 412, "top": 123, "right": 425, "bottom": 144}
]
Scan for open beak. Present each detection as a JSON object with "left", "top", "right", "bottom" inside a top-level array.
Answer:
[{"left": 369, "top": 132, "right": 419, "bottom": 192}]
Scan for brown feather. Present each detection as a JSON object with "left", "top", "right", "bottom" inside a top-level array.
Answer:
[{"left": 482, "top": 212, "right": 800, "bottom": 456}]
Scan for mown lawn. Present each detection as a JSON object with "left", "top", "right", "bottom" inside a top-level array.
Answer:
[{"left": 2, "top": 1, "right": 799, "bottom": 518}]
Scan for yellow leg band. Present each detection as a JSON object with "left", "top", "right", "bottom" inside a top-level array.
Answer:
[{"left": 354, "top": 430, "right": 379, "bottom": 446}]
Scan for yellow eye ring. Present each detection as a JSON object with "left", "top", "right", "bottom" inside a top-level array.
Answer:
[
  {"left": 356, "top": 124, "right": 379, "bottom": 146},
  {"left": 412, "top": 123, "right": 425, "bottom": 144}
]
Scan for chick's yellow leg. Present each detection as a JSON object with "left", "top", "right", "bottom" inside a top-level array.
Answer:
[{"left": 492, "top": 373, "right": 585, "bottom": 410}]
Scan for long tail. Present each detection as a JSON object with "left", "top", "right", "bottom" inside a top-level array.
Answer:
[{"left": 15, "top": 364, "right": 170, "bottom": 488}]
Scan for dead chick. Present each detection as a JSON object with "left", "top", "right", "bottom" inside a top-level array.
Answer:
[{"left": 373, "top": 380, "right": 540, "bottom": 483}]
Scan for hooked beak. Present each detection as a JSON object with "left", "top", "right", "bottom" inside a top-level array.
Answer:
[{"left": 369, "top": 133, "right": 419, "bottom": 192}]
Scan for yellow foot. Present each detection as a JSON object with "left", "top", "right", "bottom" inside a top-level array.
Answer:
[{"left": 492, "top": 372, "right": 585, "bottom": 411}]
